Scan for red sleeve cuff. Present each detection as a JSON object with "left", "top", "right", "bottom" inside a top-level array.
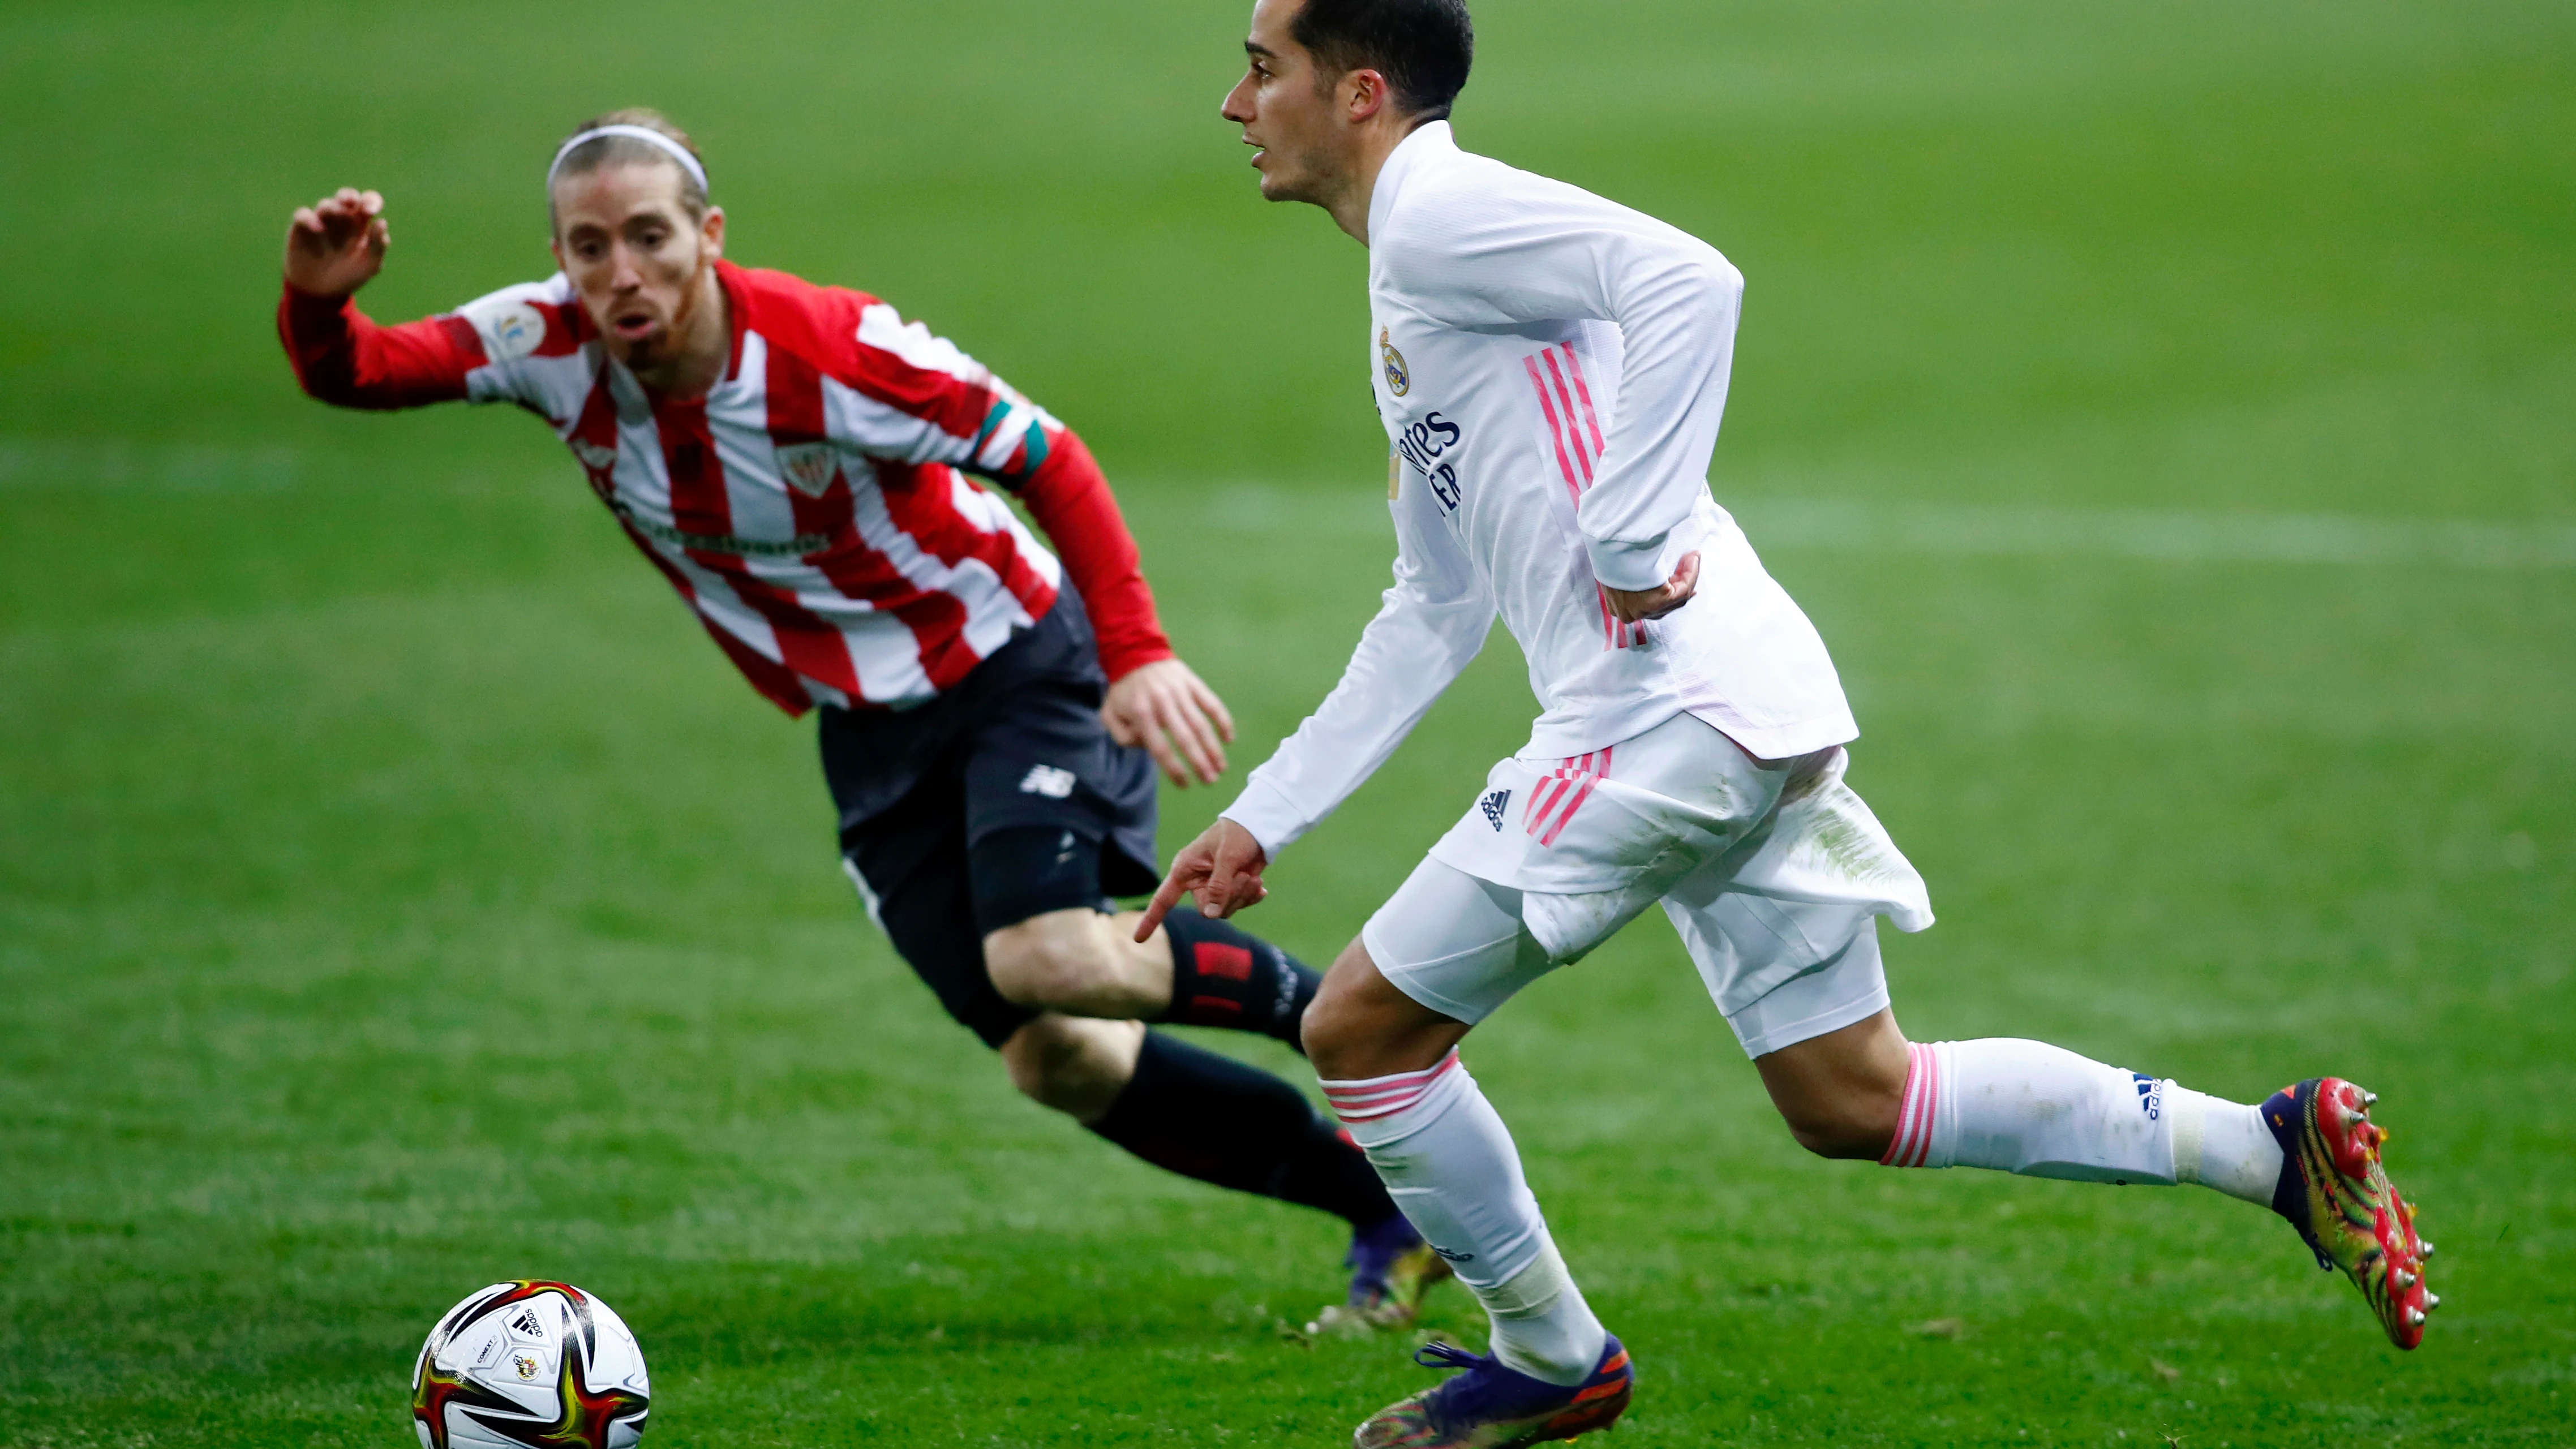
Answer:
[{"left": 1015, "top": 430, "right": 1174, "bottom": 680}]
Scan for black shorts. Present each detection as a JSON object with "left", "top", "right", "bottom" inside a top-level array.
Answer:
[{"left": 820, "top": 590, "right": 1161, "bottom": 1048}]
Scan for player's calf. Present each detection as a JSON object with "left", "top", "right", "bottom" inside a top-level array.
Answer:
[
  {"left": 1155, "top": 907, "right": 1323, "bottom": 1051},
  {"left": 1752, "top": 1009, "right": 1909, "bottom": 1159},
  {"left": 1856, "top": 1034, "right": 2438, "bottom": 1344}
]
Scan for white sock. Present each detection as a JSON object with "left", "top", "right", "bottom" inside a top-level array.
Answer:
[
  {"left": 1324, "top": 1052, "right": 1608, "bottom": 1386},
  {"left": 2169, "top": 1086, "right": 2283, "bottom": 1206},
  {"left": 1479, "top": 1236, "right": 1605, "bottom": 1386},
  {"left": 1883, "top": 1040, "right": 2282, "bottom": 1205}
]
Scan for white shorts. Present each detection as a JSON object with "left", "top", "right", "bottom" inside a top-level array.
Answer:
[{"left": 1361, "top": 712, "right": 1934, "bottom": 1059}]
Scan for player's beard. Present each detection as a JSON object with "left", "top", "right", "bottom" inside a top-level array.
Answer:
[
  {"left": 664, "top": 251, "right": 716, "bottom": 355},
  {"left": 1261, "top": 137, "right": 1341, "bottom": 210},
  {"left": 622, "top": 251, "right": 719, "bottom": 377}
]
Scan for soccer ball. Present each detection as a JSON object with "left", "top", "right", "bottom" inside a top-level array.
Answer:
[{"left": 411, "top": 1281, "right": 651, "bottom": 1449}]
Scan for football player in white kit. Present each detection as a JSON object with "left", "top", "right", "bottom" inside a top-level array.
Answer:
[{"left": 1143, "top": 2, "right": 2439, "bottom": 1443}]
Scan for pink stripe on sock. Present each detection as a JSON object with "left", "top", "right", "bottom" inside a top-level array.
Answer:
[
  {"left": 1321, "top": 1050, "right": 1461, "bottom": 1122},
  {"left": 1916, "top": 1044, "right": 1937, "bottom": 1168},
  {"left": 1882, "top": 1043, "right": 1937, "bottom": 1167}
]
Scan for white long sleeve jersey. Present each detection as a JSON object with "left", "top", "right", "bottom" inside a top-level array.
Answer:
[{"left": 1225, "top": 122, "right": 1860, "bottom": 859}]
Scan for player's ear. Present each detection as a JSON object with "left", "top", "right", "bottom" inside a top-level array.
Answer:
[
  {"left": 701, "top": 206, "right": 725, "bottom": 260},
  {"left": 1345, "top": 67, "right": 1389, "bottom": 124}
]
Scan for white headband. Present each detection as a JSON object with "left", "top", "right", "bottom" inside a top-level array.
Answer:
[{"left": 546, "top": 124, "right": 709, "bottom": 197}]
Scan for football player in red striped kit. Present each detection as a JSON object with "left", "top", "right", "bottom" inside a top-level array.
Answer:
[{"left": 276, "top": 110, "right": 1445, "bottom": 1326}]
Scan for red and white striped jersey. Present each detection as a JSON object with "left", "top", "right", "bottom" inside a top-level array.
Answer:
[{"left": 280, "top": 260, "right": 1170, "bottom": 713}]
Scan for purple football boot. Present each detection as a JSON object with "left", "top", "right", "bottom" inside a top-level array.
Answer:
[{"left": 1353, "top": 1335, "right": 1633, "bottom": 1448}]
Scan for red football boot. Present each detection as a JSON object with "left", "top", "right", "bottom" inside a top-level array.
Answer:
[{"left": 2262, "top": 1077, "right": 2436, "bottom": 1348}]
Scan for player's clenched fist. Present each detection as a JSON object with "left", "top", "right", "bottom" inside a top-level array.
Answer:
[
  {"left": 1602, "top": 550, "right": 1702, "bottom": 624},
  {"left": 1136, "top": 817, "right": 1269, "bottom": 940},
  {"left": 284, "top": 187, "right": 390, "bottom": 298}
]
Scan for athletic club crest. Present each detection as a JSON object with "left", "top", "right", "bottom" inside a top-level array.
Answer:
[
  {"left": 774, "top": 441, "right": 839, "bottom": 498},
  {"left": 1380, "top": 326, "right": 1410, "bottom": 397}
]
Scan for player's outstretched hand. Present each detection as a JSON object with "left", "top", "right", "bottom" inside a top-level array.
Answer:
[
  {"left": 1136, "top": 818, "right": 1268, "bottom": 941},
  {"left": 284, "top": 187, "right": 390, "bottom": 298},
  {"left": 1102, "top": 656, "right": 1235, "bottom": 788},
  {"left": 1602, "top": 551, "right": 1701, "bottom": 624}
]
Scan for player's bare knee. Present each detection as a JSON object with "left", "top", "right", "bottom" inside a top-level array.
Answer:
[
  {"left": 984, "top": 909, "right": 1109, "bottom": 1010},
  {"left": 999, "top": 1016, "right": 1140, "bottom": 1121},
  {"left": 1299, "top": 937, "right": 1377, "bottom": 1068},
  {"left": 1306, "top": 936, "right": 1469, "bottom": 1080}
]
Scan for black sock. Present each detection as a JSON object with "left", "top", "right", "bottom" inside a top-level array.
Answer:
[
  {"left": 1088, "top": 1031, "right": 1398, "bottom": 1229},
  {"left": 1158, "top": 910, "right": 1321, "bottom": 1052}
]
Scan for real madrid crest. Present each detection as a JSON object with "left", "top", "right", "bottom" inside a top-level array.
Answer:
[{"left": 1379, "top": 326, "right": 1410, "bottom": 397}]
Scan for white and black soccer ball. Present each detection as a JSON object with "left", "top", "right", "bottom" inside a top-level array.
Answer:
[{"left": 411, "top": 1281, "right": 650, "bottom": 1449}]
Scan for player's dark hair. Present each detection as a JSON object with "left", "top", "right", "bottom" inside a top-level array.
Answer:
[
  {"left": 548, "top": 108, "right": 709, "bottom": 224},
  {"left": 1291, "top": 0, "right": 1474, "bottom": 122}
]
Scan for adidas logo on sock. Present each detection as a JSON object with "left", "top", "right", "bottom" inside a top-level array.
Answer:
[
  {"left": 1480, "top": 789, "right": 1512, "bottom": 831},
  {"left": 2133, "top": 1072, "right": 2163, "bottom": 1121}
]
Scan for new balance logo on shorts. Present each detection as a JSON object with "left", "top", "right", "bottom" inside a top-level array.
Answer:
[
  {"left": 1018, "top": 764, "right": 1077, "bottom": 798},
  {"left": 2133, "top": 1072, "right": 2163, "bottom": 1121},
  {"left": 1480, "top": 788, "right": 1512, "bottom": 831}
]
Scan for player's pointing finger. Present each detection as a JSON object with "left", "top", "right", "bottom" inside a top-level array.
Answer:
[{"left": 1136, "top": 870, "right": 1192, "bottom": 941}]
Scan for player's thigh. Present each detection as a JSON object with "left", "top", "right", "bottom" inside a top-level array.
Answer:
[
  {"left": 1358, "top": 855, "right": 1559, "bottom": 1028},
  {"left": 1661, "top": 879, "right": 1894, "bottom": 1063}
]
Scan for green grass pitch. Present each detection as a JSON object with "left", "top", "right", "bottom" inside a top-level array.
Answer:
[{"left": 3, "top": 1, "right": 2571, "bottom": 1443}]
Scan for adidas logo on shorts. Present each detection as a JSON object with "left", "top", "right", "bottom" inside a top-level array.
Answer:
[{"left": 1480, "top": 788, "right": 1512, "bottom": 830}]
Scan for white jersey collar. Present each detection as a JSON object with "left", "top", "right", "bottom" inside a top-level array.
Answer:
[{"left": 1368, "top": 119, "right": 1457, "bottom": 246}]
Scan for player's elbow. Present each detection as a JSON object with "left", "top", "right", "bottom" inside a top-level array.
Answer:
[
  {"left": 1639, "top": 244, "right": 1740, "bottom": 325},
  {"left": 1683, "top": 252, "right": 1744, "bottom": 325},
  {"left": 285, "top": 361, "right": 372, "bottom": 411}
]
